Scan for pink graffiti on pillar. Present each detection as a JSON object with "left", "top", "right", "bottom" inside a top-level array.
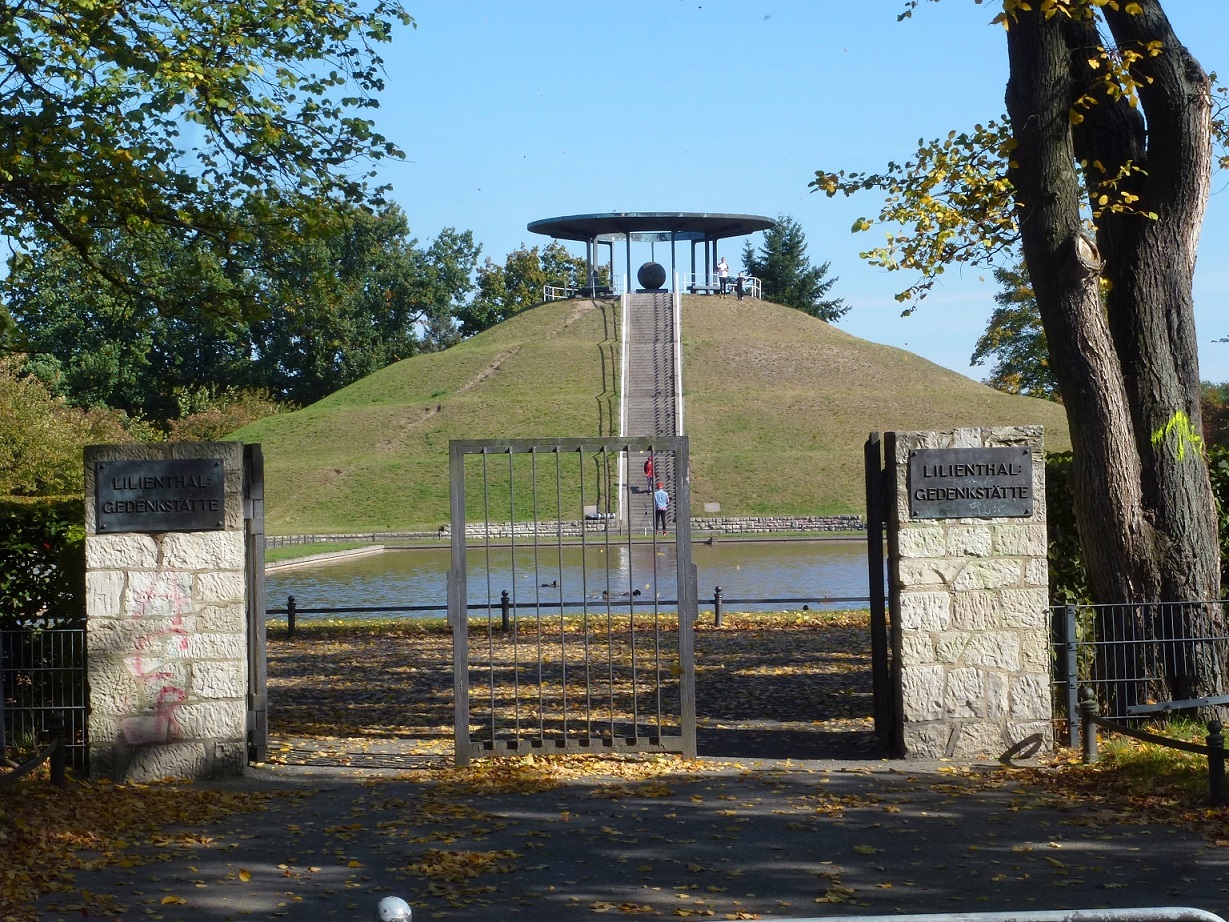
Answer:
[{"left": 122, "top": 573, "right": 191, "bottom": 745}]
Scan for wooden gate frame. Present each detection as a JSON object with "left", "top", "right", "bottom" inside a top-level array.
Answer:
[{"left": 448, "top": 437, "right": 696, "bottom": 765}]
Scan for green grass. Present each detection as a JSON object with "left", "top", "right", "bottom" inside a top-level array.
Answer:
[{"left": 235, "top": 295, "right": 1070, "bottom": 533}]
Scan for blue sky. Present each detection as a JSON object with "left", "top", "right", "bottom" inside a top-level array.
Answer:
[{"left": 366, "top": 1, "right": 1229, "bottom": 383}]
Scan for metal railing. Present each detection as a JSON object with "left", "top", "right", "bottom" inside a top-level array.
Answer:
[
  {"left": 543, "top": 275, "right": 623, "bottom": 302},
  {"left": 681, "top": 272, "right": 761, "bottom": 299},
  {"left": 1052, "top": 601, "right": 1229, "bottom": 746},
  {"left": 1, "top": 628, "right": 87, "bottom": 772},
  {"left": 268, "top": 590, "right": 871, "bottom": 636},
  {"left": 1078, "top": 686, "right": 1226, "bottom": 805}
]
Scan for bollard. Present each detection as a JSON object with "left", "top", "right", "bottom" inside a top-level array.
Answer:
[
  {"left": 47, "top": 712, "right": 66, "bottom": 785},
  {"left": 1208, "top": 720, "right": 1225, "bottom": 807},
  {"left": 287, "top": 595, "right": 297, "bottom": 638},
  {"left": 501, "top": 590, "right": 511, "bottom": 631},
  {"left": 714, "top": 586, "right": 723, "bottom": 628},
  {"left": 1079, "top": 687, "right": 1099, "bottom": 764}
]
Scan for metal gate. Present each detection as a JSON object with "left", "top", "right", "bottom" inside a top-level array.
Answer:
[
  {"left": 864, "top": 433, "right": 898, "bottom": 756},
  {"left": 448, "top": 437, "right": 696, "bottom": 765}
]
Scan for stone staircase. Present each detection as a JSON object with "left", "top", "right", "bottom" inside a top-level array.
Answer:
[{"left": 623, "top": 292, "right": 679, "bottom": 532}]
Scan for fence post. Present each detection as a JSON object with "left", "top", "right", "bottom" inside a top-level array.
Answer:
[
  {"left": 501, "top": 590, "right": 511, "bottom": 631},
  {"left": 1064, "top": 605, "right": 1079, "bottom": 749},
  {"left": 1079, "top": 687, "right": 1099, "bottom": 764},
  {"left": 47, "top": 711, "right": 66, "bottom": 785},
  {"left": 714, "top": 586, "right": 723, "bottom": 628},
  {"left": 286, "top": 595, "right": 297, "bottom": 638},
  {"left": 1208, "top": 720, "right": 1225, "bottom": 807}
]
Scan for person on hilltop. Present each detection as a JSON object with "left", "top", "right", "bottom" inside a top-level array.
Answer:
[
  {"left": 735, "top": 271, "right": 746, "bottom": 301},
  {"left": 716, "top": 257, "right": 729, "bottom": 296},
  {"left": 653, "top": 481, "right": 670, "bottom": 535}
]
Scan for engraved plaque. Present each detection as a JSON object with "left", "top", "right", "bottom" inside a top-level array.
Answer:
[
  {"left": 96, "top": 458, "right": 225, "bottom": 533},
  {"left": 908, "top": 447, "right": 1033, "bottom": 519}
]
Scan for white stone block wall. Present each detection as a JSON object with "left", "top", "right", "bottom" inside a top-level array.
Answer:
[
  {"left": 85, "top": 442, "right": 249, "bottom": 781},
  {"left": 888, "top": 427, "right": 1052, "bottom": 759}
]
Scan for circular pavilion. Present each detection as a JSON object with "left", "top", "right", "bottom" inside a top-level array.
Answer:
[{"left": 527, "top": 212, "right": 775, "bottom": 295}]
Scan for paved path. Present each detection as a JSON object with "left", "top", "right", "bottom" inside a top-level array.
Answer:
[{"left": 34, "top": 753, "right": 1229, "bottom": 921}]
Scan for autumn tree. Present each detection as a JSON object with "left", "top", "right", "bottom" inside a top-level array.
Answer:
[
  {"left": 0, "top": 0, "right": 410, "bottom": 319},
  {"left": 816, "top": 0, "right": 1225, "bottom": 702},
  {"left": 970, "top": 262, "right": 1058, "bottom": 399},
  {"left": 740, "top": 215, "right": 849, "bottom": 322}
]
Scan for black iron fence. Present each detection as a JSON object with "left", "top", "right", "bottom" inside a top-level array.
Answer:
[
  {"left": 267, "top": 590, "right": 872, "bottom": 635},
  {"left": 0, "top": 627, "right": 88, "bottom": 772},
  {"left": 1052, "top": 601, "right": 1229, "bottom": 746}
]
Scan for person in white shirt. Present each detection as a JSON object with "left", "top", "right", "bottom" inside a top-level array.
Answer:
[{"left": 653, "top": 482, "right": 670, "bottom": 534}]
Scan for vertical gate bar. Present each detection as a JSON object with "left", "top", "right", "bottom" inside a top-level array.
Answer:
[
  {"left": 483, "top": 450, "right": 497, "bottom": 745},
  {"left": 244, "top": 443, "right": 268, "bottom": 765},
  {"left": 578, "top": 447, "right": 594, "bottom": 738},
  {"left": 449, "top": 442, "right": 472, "bottom": 765},
  {"left": 531, "top": 449, "right": 544, "bottom": 743},
  {"left": 623, "top": 455, "right": 640, "bottom": 740},
  {"left": 648, "top": 440, "right": 663, "bottom": 739},
  {"left": 674, "top": 435, "right": 697, "bottom": 759},
  {"left": 601, "top": 449, "right": 617, "bottom": 741},
  {"left": 556, "top": 448, "right": 569, "bottom": 742},
  {"left": 1065, "top": 605, "right": 1079, "bottom": 749},
  {"left": 864, "top": 434, "right": 890, "bottom": 745},
  {"left": 508, "top": 449, "right": 521, "bottom": 744}
]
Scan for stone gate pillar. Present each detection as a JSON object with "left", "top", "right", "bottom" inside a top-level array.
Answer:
[
  {"left": 886, "top": 426, "right": 1052, "bottom": 759},
  {"left": 85, "top": 442, "right": 250, "bottom": 781}
]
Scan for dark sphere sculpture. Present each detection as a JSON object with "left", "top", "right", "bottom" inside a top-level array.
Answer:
[{"left": 637, "top": 261, "right": 667, "bottom": 291}]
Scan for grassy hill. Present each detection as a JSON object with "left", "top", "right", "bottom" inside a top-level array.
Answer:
[{"left": 234, "top": 295, "right": 1070, "bottom": 534}]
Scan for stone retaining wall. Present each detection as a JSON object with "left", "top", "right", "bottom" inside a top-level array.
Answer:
[{"left": 265, "top": 514, "right": 864, "bottom": 547}]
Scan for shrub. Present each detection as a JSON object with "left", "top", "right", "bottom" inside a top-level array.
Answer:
[
  {"left": 165, "top": 387, "right": 287, "bottom": 441},
  {"left": 1045, "top": 452, "right": 1090, "bottom": 605},
  {"left": 1048, "top": 447, "right": 1229, "bottom": 602},
  {"left": 0, "top": 497, "right": 85, "bottom": 629},
  {"left": 0, "top": 356, "right": 137, "bottom": 495}
]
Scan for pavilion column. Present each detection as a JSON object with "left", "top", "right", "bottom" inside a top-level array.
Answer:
[{"left": 625, "top": 234, "right": 632, "bottom": 293}]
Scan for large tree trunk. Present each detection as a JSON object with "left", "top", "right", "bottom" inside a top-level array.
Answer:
[{"left": 1004, "top": 1, "right": 1222, "bottom": 706}]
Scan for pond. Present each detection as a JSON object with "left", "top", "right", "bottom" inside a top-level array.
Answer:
[{"left": 266, "top": 538, "right": 877, "bottom": 620}]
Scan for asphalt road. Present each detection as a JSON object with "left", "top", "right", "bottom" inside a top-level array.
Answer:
[{"left": 34, "top": 752, "right": 1229, "bottom": 922}]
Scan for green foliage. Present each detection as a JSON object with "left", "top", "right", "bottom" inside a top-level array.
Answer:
[
  {"left": 247, "top": 204, "right": 479, "bottom": 404},
  {"left": 457, "top": 243, "right": 588, "bottom": 337},
  {"left": 0, "top": 1, "right": 412, "bottom": 320},
  {"left": 3, "top": 227, "right": 256, "bottom": 419},
  {"left": 0, "top": 357, "right": 137, "bottom": 496},
  {"left": 4, "top": 201, "right": 479, "bottom": 412},
  {"left": 970, "top": 262, "right": 1059, "bottom": 400},
  {"left": 165, "top": 388, "right": 287, "bottom": 441},
  {"left": 1049, "top": 445, "right": 1229, "bottom": 602},
  {"left": 1211, "top": 446, "right": 1229, "bottom": 596},
  {"left": 1045, "top": 452, "right": 1091, "bottom": 605},
  {"left": 1202, "top": 382, "right": 1229, "bottom": 451},
  {"left": 741, "top": 215, "right": 848, "bottom": 322},
  {"left": 0, "top": 497, "right": 85, "bottom": 629}
]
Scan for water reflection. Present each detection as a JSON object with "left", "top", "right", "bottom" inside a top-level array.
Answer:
[{"left": 266, "top": 539, "right": 875, "bottom": 620}]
